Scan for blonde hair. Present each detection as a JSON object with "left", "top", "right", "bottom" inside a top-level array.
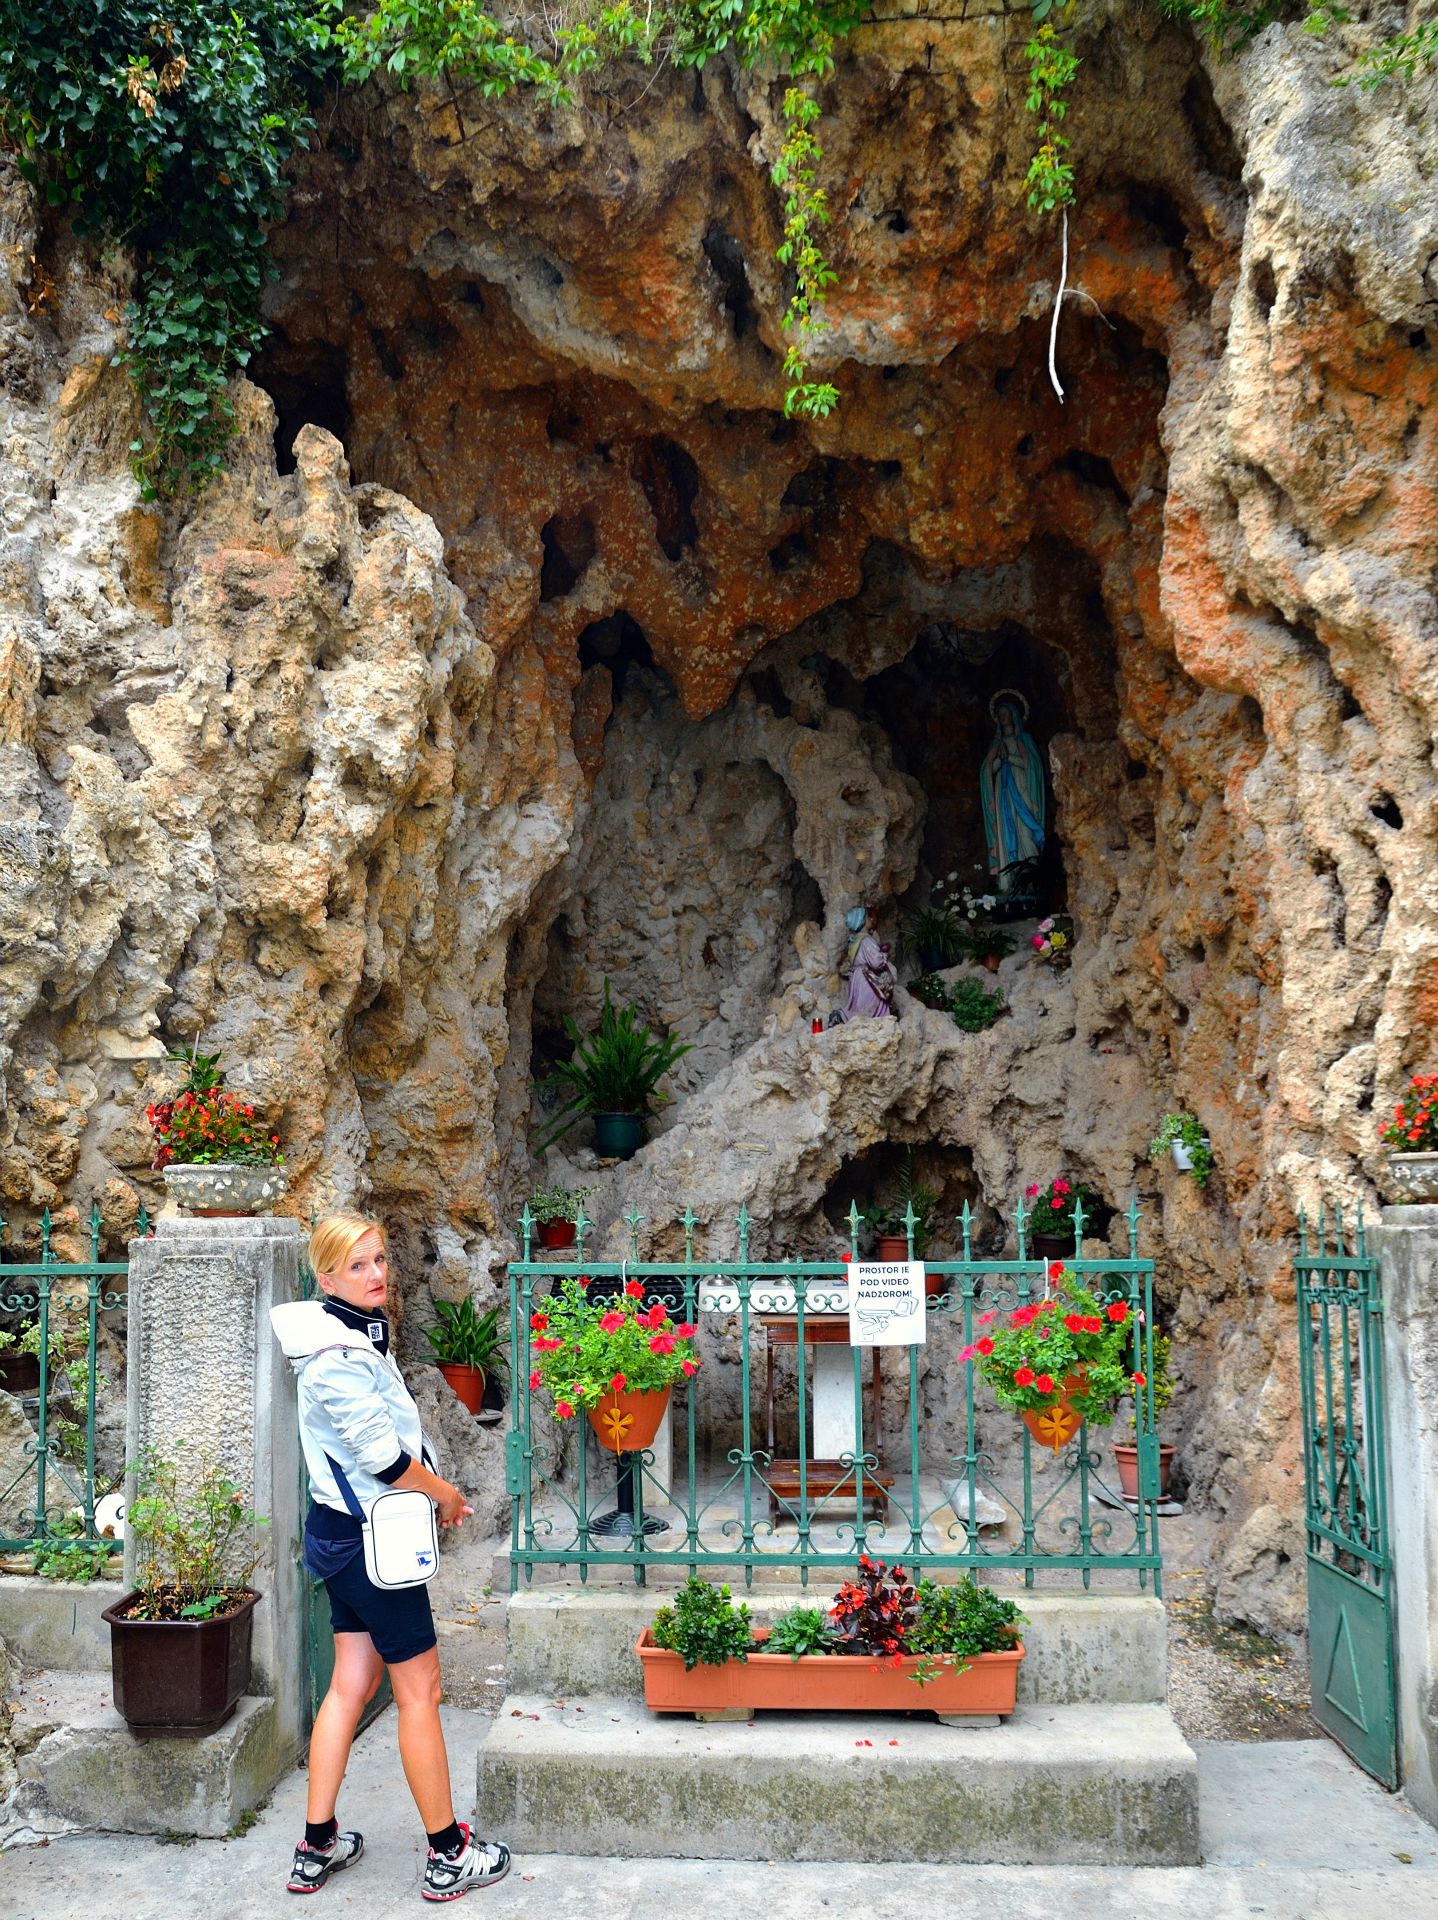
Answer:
[{"left": 309, "top": 1212, "right": 388, "bottom": 1286}]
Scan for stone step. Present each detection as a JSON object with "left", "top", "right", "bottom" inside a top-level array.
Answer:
[
  {"left": 504, "top": 1587, "right": 1169, "bottom": 1705},
  {"left": 476, "top": 1692, "right": 1201, "bottom": 1867},
  {"left": 0, "top": 1575, "right": 124, "bottom": 1671},
  {"left": 2, "top": 1667, "right": 277, "bottom": 1843}
]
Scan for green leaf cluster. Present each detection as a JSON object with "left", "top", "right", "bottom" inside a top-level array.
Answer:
[
  {"left": 1147, "top": 1111, "right": 1212, "bottom": 1188},
  {"left": 425, "top": 1296, "right": 509, "bottom": 1373},
  {"left": 765, "top": 1602, "right": 836, "bottom": 1658},
  {"left": 1023, "top": 20, "right": 1078, "bottom": 215},
  {"left": 525, "top": 1181, "right": 596, "bottom": 1224},
  {"left": 535, "top": 980, "right": 692, "bottom": 1150},
  {"left": 0, "top": 1, "right": 333, "bottom": 497},
  {"left": 909, "top": 1577, "right": 1025, "bottom": 1658},
  {"left": 652, "top": 1573, "right": 752, "bottom": 1669}
]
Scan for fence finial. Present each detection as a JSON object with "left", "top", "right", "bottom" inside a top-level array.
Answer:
[
  {"left": 1125, "top": 1196, "right": 1141, "bottom": 1257},
  {"left": 846, "top": 1199, "right": 861, "bottom": 1261},
  {"left": 518, "top": 1203, "right": 534, "bottom": 1263},
  {"left": 736, "top": 1202, "right": 751, "bottom": 1261},
  {"left": 959, "top": 1198, "right": 972, "bottom": 1262},
  {"left": 680, "top": 1206, "right": 697, "bottom": 1264},
  {"left": 623, "top": 1203, "right": 644, "bottom": 1261}
]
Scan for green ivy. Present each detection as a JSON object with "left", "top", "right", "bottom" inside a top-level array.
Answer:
[
  {"left": 1024, "top": 19, "right": 1079, "bottom": 215},
  {"left": 0, "top": 2, "right": 332, "bottom": 498}
]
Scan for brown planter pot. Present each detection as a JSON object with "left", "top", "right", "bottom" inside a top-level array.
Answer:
[
  {"left": 637, "top": 1627, "right": 1024, "bottom": 1717},
  {"left": 536, "top": 1219, "right": 577, "bottom": 1250},
  {"left": 102, "top": 1588, "right": 259, "bottom": 1738},
  {"left": 1019, "top": 1367, "right": 1090, "bottom": 1453},
  {"left": 1030, "top": 1232, "right": 1074, "bottom": 1260},
  {"left": 1113, "top": 1441, "right": 1175, "bottom": 1501},
  {"left": 0, "top": 1350, "right": 41, "bottom": 1395},
  {"left": 587, "top": 1385, "right": 671, "bottom": 1453},
  {"left": 981, "top": 954, "right": 1002, "bottom": 974},
  {"left": 439, "top": 1363, "right": 486, "bottom": 1414},
  {"left": 874, "top": 1234, "right": 911, "bottom": 1262}
]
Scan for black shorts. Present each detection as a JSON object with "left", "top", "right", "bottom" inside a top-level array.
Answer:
[{"left": 323, "top": 1553, "right": 437, "bottom": 1665}]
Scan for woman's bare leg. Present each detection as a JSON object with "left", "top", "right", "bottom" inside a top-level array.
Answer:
[
  {"left": 306, "top": 1632, "right": 384, "bottom": 1824},
  {"left": 387, "top": 1646, "right": 454, "bottom": 1832}
]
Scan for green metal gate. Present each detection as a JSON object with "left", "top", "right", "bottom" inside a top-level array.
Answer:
[{"left": 1295, "top": 1204, "right": 1396, "bottom": 1788}]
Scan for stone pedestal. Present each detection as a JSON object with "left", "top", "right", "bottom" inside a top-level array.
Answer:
[
  {"left": 124, "top": 1217, "right": 304, "bottom": 1776},
  {"left": 1376, "top": 1206, "right": 1438, "bottom": 1826}
]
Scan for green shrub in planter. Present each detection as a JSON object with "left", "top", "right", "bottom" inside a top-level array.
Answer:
[{"left": 651, "top": 1575, "right": 751, "bottom": 1670}]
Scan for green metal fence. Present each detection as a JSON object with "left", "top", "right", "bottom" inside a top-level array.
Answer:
[
  {"left": 1295, "top": 1202, "right": 1397, "bottom": 1788},
  {"left": 0, "top": 1202, "right": 144, "bottom": 1557},
  {"left": 506, "top": 1196, "right": 1163, "bottom": 1593}
]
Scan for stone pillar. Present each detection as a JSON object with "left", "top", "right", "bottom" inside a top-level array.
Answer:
[
  {"left": 125, "top": 1216, "right": 304, "bottom": 1771},
  {"left": 1375, "top": 1205, "right": 1438, "bottom": 1825}
]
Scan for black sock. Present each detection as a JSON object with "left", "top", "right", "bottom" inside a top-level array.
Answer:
[
  {"left": 305, "top": 1817, "right": 338, "bottom": 1850},
  {"left": 427, "top": 1820, "right": 463, "bottom": 1857}
]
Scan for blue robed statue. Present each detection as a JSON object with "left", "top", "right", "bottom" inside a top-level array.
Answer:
[{"left": 980, "top": 690, "right": 1046, "bottom": 893}]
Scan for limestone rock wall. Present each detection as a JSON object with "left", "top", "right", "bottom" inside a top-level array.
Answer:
[{"left": 1, "top": 8, "right": 1435, "bottom": 1634}]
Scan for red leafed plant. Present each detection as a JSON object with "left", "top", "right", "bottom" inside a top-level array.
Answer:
[
  {"left": 146, "top": 1047, "right": 282, "bottom": 1169},
  {"left": 827, "top": 1554, "right": 918, "bottom": 1660},
  {"left": 1380, "top": 1073, "right": 1438, "bottom": 1153}
]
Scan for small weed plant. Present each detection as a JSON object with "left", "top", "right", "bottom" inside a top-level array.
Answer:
[{"left": 651, "top": 1574, "right": 752, "bottom": 1670}]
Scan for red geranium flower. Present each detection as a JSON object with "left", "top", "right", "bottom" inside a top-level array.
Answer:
[
  {"left": 959, "top": 1344, "right": 977, "bottom": 1363},
  {"left": 1035, "top": 1373, "right": 1055, "bottom": 1395},
  {"left": 624, "top": 1279, "right": 645, "bottom": 1298},
  {"left": 681, "top": 1359, "right": 700, "bottom": 1377},
  {"left": 598, "top": 1310, "right": 625, "bottom": 1333},
  {"left": 528, "top": 1370, "right": 541, "bottom": 1390},
  {"left": 976, "top": 1336, "right": 994, "bottom": 1356},
  {"left": 1106, "top": 1302, "right": 1129, "bottom": 1323},
  {"left": 1047, "top": 1260, "right": 1065, "bottom": 1280},
  {"left": 1014, "top": 1366, "right": 1035, "bottom": 1387},
  {"left": 1131, "top": 1371, "right": 1146, "bottom": 1387},
  {"left": 555, "top": 1400, "right": 575, "bottom": 1419},
  {"left": 1064, "top": 1314, "right": 1085, "bottom": 1333},
  {"left": 649, "top": 1334, "right": 677, "bottom": 1356},
  {"left": 674, "top": 1322, "right": 697, "bottom": 1338},
  {"left": 609, "top": 1372, "right": 627, "bottom": 1391},
  {"left": 529, "top": 1311, "right": 549, "bottom": 1331},
  {"left": 532, "top": 1335, "right": 563, "bottom": 1352}
]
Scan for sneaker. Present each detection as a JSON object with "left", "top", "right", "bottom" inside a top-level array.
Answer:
[
  {"left": 286, "top": 1830, "right": 364, "bottom": 1894},
  {"left": 421, "top": 1824, "right": 512, "bottom": 1901}
]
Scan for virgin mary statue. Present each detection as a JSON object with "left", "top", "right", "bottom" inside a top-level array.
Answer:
[{"left": 980, "top": 690, "right": 1046, "bottom": 892}]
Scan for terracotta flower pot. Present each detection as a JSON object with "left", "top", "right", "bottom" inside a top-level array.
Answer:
[
  {"left": 440, "top": 1362, "right": 486, "bottom": 1414},
  {"left": 1020, "top": 1367, "right": 1089, "bottom": 1453},
  {"left": 636, "top": 1627, "right": 1024, "bottom": 1717},
  {"left": 874, "top": 1234, "right": 911, "bottom": 1262},
  {"left": 102, "top": 1588, "right": 259, "bottom": 1738},
  {"left": 981, "top": 954, "right": 1002, "bottom": 974},
  {"left": 537, "top": 1218, "right": 577, "bottom": 1250},
  {"left": 587, "top": 1384, "right": 672, "bottom": 1452},
  {"left": 1113, "top": 1441, "right": 1175, "bottom": 1501}
]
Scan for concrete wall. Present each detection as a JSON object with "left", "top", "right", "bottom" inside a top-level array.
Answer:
[
  {"left": 1377, "top": 1206, "right": 1438, "bottom": 1826},
  {"left": 0, "top": 1576, "right": 121, "bottom": 1670}
]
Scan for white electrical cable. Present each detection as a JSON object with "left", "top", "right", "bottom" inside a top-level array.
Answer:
[{"left": 1048, "top": 206, "right": 1069, "bottom": 404}]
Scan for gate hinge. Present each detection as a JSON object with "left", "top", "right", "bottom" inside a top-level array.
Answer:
[{"left": 504, "top": 1428, "right": 526, "bottom": 1500}]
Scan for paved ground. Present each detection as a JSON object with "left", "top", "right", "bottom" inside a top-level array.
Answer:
[{"left": 5, "top": 1703, "right": 1436, "bottom": 1920}]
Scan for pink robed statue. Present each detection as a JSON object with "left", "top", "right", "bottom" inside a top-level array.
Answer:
[{"left": 835, "top": 907, "right": 896, "bottom": 1021}]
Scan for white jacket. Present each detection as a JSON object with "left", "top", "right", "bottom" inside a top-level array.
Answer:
[{"left": 270, "top": 1301, "right": 436, "bottom": 1516}]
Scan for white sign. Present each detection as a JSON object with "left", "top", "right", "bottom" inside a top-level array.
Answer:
[{"left": 847, "top": 1261, "right": 927, "bottom": 1347}]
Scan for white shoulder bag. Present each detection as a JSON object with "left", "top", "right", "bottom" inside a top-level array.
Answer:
[{"left": 325, "top": 1449, "right": 439, "bottom": 1590}]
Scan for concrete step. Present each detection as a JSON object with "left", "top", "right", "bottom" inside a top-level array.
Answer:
[
  {"left": 0, "top": 1576, "right": 123, "bottom": 1671},
  {"left": 476, "top": 1692, "right": 1201, "bottom": 1866},
  {"left": 2, "top": 1667, "right": 277, "bottom": 1844}
]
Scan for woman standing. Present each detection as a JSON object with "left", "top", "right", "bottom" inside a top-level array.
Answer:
[{"left": 271, "top": 1212, "right": 511, "bottom": 1901}]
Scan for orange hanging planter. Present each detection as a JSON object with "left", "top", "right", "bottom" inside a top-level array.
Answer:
[
  {"left": 1020, "top": 1367, "right": 1089, "bottom": 1452},
  {"left": 586, "top": 1384, "right": 672, "bottom": 1453}
]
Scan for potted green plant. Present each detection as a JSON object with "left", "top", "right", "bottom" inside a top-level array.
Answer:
[
  {"left": 1147, "top": 1113, "right": 1212, "bottom": 1187},
  {"left": 902, "top": 903, "right": 963, "bottom": 974},
  {"left": 1113, "top": 1329, "right": 1174, "bottom": 1499},
  {"left": 1022, "top": 1175, "right": 1099, "bottom": 1257},
  {"left": 905, "top": 970, "right": 952, "bottom": 1011},
  {"left": 955, "top": 923, "right": 1019, "bottom": 973},
  {"left": 526, "top": 1182, "right": 597, "bottom": 1251},
  {"left": 535, "top": 982, "right": 692, "bottom": 1161},
  {"left": 960, "top": 1269, "right": 1141, "bottom": 1451},
  {"left": 425, "top": 1297, "right": 509, "bottom": 1414},
  {"left": 1379, "top": 1074, "right": 1438, "bottom": 1202},
  {"left": 527, "top": 1274, "right": 700, "bottom": 1451},
  {"left": 100, "top": 1446, "right": 265, "bottom": 1738},
  {"left": 636, "top": 1560, "right": 1025, "bottom": 1717},
  {"left": 858, "top": 1153, "right": 939, "bottom": 1290},
  {"left": 147, "top": 1046, "right": 285, "bottom": 1216},
  {"left": 0, "top": 1317, "right": 44, "bottom": 1396}
]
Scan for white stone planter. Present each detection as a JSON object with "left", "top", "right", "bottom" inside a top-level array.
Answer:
[
  {"left": 1385, "top": 1152, "right": 1438, "bottom": 1204},
  {"left": 163, "top": 1161, "right": 286, "bottom": 1216}
]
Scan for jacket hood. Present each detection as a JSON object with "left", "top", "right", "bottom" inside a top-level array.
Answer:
[{"left": 270, "top": 1300, "right": 381, "bottom": 1371}]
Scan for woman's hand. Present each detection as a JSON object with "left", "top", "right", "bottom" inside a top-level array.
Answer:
[{"left": 435, "top": 1482, "right": 474, "bottom": 1529}]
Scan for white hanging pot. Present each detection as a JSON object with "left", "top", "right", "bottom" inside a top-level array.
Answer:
[{"left": 1171, "top": 1137, "right": 1209, "bottom": 1174}]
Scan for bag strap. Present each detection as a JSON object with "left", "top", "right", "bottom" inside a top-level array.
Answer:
[{"left": 324, "top": 1452, "right": 367, "bottom": 1522}]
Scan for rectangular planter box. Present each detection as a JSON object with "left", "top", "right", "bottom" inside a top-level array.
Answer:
[
  {"left": 102, "top": 1587, "right": 259, "bottom": 1739},
  {"left": 636, "top": 1628, "right": 1024, "bottom": 1717}
]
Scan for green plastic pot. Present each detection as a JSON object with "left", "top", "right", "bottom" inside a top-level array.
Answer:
[{"left": 593, "top": 1112, "right": 643, "bottom": 1160}]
